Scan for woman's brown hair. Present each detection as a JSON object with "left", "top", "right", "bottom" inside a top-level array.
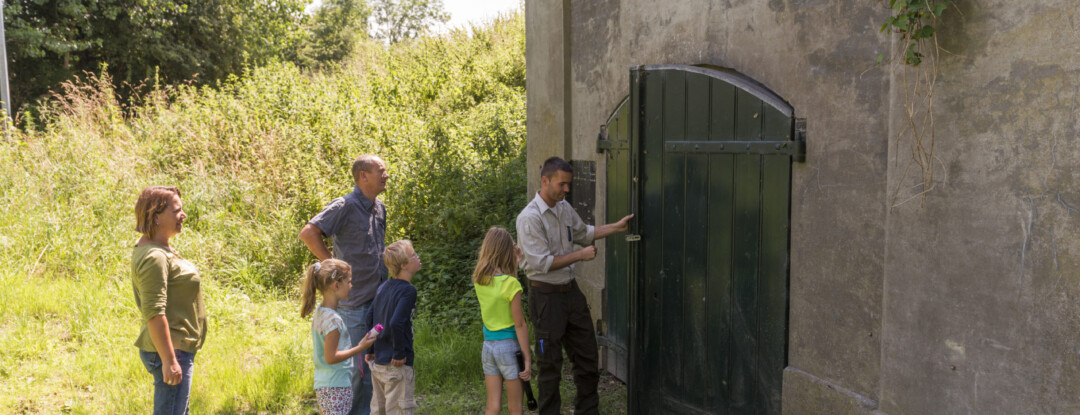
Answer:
[
  {"left": 134, "top": 186, "right": 181, "bottom": 239},
  {"left": 472, "top": 227, "right": 518, "bottom": 286}
]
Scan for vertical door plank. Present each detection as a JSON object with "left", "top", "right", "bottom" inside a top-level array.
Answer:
[
  {"left": 730, "top": 153, "right": 762, "bottom": 414},
  {"left": 710, "top": 79, "right": 736, "bottom": 141},
  {"left": 661, "top": 150, "right": 686, "bottom": 396},
  {"left": 664, "top": 70, "right": 687, "bottom": 142},
  {"left": 758, "top": 154, "right": 791, "bottom": 414},
  {"left": 683, "top": 152, "right": 710, "bottom": 407},
  {"left": 639, "top": 69, "right": 667, "bottom": 413},
  {"left": 687, "top": 73, "right": 710, "bottom": 141},
  {"left": 762, "top": 106, "right": 791, "bottom": 141},
  {"left": 603, "top": 98, "right": 632, "bottom": 379},
  {"left": 735, "top": 89, "right": 764, "bottom": 141},
  {"left": 706, "top": 153, "right": 735, "bottom": 412}
]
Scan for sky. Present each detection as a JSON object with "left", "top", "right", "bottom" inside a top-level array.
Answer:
[
  {"left": 439, "top": 0, "right": 522, "bottom": 32},
  {"left": 305, "top": 0, "right": 522, "bottom": 34}
]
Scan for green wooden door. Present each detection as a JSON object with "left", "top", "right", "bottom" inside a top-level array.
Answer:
[
  {"left": 599, "top": 96, "right": 635, "bottom": 380},
  {"left": 603, "top": 65, "right": 801, "bottom": 415}
]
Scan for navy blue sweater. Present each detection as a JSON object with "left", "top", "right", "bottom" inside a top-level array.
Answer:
[{"left": 365, "top": 278, "right": 417, "bottom": 366}]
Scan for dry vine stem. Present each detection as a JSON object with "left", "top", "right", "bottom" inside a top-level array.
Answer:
[{"left": 889, "top": 11, "right": 948, "bottom": 208}]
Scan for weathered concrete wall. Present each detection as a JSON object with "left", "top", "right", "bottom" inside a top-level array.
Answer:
[
  {"left": 878, "top": 2, "right": 1080, "bottom": 413},
  {"left": 526, "top": 0, "right": 1080, "bottom": 413},
  {"left": 525, "top": 0, "right": 569, "bottom": 197}
]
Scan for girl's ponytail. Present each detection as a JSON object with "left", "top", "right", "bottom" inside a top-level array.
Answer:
[{"left": 300, "top": 262, "right": 320, "bottom": 318}]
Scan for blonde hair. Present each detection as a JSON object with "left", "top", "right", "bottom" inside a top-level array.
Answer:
[
  {"left": 384, "top": 240, "right": 413, "bottom": 277},
  {"left": 134, "top": 186, "right": 181, "bottom": 239},
  {"left": 472, "top": 227, "right": 518, "bottom": 286},
  {"left": 300, "top": 259, "right": 352, "bottom": 318}
]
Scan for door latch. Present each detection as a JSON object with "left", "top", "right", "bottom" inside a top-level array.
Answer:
[{"left": 625, "top": 234, "right": 641, "bottom": 242}]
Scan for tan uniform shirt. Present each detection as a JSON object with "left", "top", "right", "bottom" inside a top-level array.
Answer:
[
  {"left": 131, "top": 243, "right": 207, "bottom": 353},
  {"left": 516, "top": 192, "right": 595, "bottom": 285}
]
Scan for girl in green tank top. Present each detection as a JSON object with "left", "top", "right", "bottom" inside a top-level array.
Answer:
[{"left": 472, "top": 227, "right": 533, "bottom": 415}]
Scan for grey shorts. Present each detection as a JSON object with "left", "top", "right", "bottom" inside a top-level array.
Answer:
[{"left": 481, "top": 339, "right": 521, "bottom": 379}]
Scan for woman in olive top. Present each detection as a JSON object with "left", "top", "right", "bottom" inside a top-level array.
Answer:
[{"left": 131, "top": 186, "right": 206, "bottom": 415}]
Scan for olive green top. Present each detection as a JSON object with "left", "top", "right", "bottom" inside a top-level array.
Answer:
[{"left": 131, "top": 243, "right": 207, "bottom": 353}]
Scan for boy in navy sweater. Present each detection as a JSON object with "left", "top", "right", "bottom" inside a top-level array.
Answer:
[{"left": 365, "top": 240, "right": 419, "bottom": 414}]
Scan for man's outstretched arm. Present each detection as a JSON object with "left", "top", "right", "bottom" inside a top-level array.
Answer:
[{"left": 593, "top": 214, "right": 634, "bottom": 240}]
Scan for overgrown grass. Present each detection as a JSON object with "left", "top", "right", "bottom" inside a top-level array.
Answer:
[
  {"left": 413, "top": 320, "right": 486, "bottom": 413},
  {"left": 0, "top": 272, "right": 622, "bottom": 414},
  {"left": 0, "top": 266, "right": 311, "bottom": 413}
]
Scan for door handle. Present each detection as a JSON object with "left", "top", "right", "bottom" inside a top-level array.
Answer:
[{"left": 625, "top": 234, "right": 641, "bottom": 242}]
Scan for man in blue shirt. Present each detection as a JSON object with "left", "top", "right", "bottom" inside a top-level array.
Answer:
[{"left": 300, "top": 154, "right": 390, "bottom": 415}]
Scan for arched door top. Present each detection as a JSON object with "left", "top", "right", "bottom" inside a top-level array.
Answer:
[{"left": 632, "top": 64, "right": 794, "bottom": 118}]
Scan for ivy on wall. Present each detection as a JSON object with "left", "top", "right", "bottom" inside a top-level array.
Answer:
[
  {"left": 880, "top": 0, "right": 951, "bottom": 66},
  {"left": 878, "top": 0, "right": 953, "bottom": 206}
]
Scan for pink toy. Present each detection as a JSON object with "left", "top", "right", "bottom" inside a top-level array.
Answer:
[{"left": 367, "top": 323, "right": 384, "bottom": 338}]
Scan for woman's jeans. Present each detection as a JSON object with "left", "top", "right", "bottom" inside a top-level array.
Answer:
[{"left": 139, "top": 349, "right": 196, "bottom": 415}]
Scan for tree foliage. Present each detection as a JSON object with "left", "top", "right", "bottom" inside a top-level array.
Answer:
[
  {"left": 3, "top": 0, "right": 308, "bottom": 111},
  {"left": 369, "top": 0, "right": 450, "bottom": 44},
  {"left": 298, "top": 0, "right": 371, "bottom": 68},
  {"left": 4, "top": 0, "right": 461, "bottom": 111}
]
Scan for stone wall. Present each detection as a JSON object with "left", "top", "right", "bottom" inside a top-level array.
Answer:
[{"left": 525, "top": 1, "right": 1080, "bottom": 413}]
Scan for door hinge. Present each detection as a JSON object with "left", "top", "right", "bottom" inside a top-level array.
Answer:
[
  {"left": 794, "top": 117, "right": 807, "bottom": 162},
  {"left": 596, "top": 124, "right": 607, "bottom": 153}
]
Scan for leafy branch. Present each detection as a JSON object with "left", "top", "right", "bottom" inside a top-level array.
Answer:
[{"left": 880, "top": 0, "right": 951, "bottom": 66}]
